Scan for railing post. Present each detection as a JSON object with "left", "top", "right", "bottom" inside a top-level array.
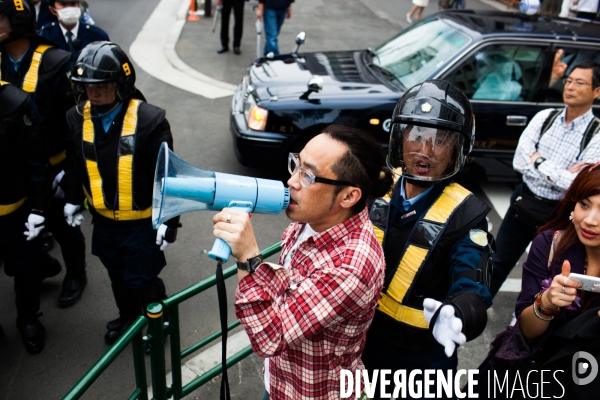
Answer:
[
  {"left": 147, "top": 303, "right": 168, "bottom": 400},
  {"left": 168, "top": 305, "right": 183, "bottom": 400},
  {"left": 131, "top": 329, "right": 149, "bottom": 400}
]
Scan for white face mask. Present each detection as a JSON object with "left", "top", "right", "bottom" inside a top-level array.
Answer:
[{"left": 56, "top": 6, "right": 82, "bottom": 26}]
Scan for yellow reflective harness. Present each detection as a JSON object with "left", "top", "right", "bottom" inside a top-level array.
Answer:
[
  {"left": 0, "top": 45, "right": 67, "bottom": 165},
  {"left": 0, "top": 81, "right": 28, "bottom": 216},
  {"left": 0, "top": 197, "right": 27, "bottom": 216},
  {"left": 372, "top": 182, "right": 472, "bottom": 329},
  {"left": 82, "top": 99, "right": 152, "bottom": 221},
  {"left": 0, "top": 44, "right": 52, "bottom": 93}
]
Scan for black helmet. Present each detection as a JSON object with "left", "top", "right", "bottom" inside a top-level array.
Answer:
[
  {"left": 387, "top": 80, "right": 475, "bottom": 187},
  {"left": 70, "top": 41, "right": 136, "bottom": 108},
  {"left": 0, "top": 0, "right": 36, "bottom": 45}
]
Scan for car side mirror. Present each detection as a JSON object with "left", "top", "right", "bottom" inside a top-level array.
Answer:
[
  {"left": 292, "top": 31, "right": 306, "bottom": 54},
  {"left": 300, "top": 75, "right": 323, "bottom": 100}
]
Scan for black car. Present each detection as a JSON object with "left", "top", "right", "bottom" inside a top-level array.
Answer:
[{"left": 231, "top": 10, "right": 600, "bottom": 182}]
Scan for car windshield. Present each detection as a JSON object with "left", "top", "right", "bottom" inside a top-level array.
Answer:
[{"left": 374, "top": 18, "right": 470, "bottom": 88}]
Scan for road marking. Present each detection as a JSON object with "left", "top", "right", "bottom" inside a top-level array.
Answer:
[
  {"left": 130, "top": 0, "right": 236, "bottom": 99},
  {"left": 148, "top": 330, "right": 251, "bottom": 398}
]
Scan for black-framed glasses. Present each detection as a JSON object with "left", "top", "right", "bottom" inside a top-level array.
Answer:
[{"left": 288, "top": 153, "right": 357, "bottom": 189}]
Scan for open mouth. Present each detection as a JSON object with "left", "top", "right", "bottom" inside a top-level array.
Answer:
[{"left": 414, "top": 160, "right": 432, "bottom": 175}]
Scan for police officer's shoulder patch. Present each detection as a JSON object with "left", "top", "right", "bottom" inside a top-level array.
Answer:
[{"left": 469, "top": 229, "right": 487, "bottom": 246}]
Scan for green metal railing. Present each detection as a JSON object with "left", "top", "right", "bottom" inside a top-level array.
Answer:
[{"left": 63, "top": 242, "right": 283, "bottom": 400}]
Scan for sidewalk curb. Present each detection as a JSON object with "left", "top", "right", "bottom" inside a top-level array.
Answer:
[{"left": 129, "top": 0, "right": 236, "bottom": 99}]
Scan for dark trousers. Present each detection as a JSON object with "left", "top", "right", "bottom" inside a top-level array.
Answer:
[
  {"left": 0, "top": 204, "right": 45, "bottom": 324},
  {"left": 362, "top": 333, "right": 458, "bottom": 400},
  {"left": 91, "top": 217, "right": 167, "bottom": 317},
  {"left": 46, "top": 195, "right": 86, "bottom": 277},
  {"left": 221, "top": 0, "right": 245, "bottom": 48},
  {"left": 490, "top": 185, "right": 542, "bottom": 297}
]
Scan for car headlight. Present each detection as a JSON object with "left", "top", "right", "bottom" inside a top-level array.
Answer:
[{"left": 244, "top": 96, "right": 268, "bottom": 131}]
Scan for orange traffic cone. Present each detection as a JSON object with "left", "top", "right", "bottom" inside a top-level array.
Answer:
[{"left": 188, "top": 0, "right": 200, "bottom": 21}]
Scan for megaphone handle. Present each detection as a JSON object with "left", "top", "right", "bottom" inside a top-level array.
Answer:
[
  {"left": 208, "top": 238, "right": 231, "bottom": 262},
  {"left": 207, "top": 204, "right": 253, "bottom": 262}
]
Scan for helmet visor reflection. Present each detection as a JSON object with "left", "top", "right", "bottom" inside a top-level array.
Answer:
[{"left": 388, "top": 124, "right": 465, "bottom": 182}]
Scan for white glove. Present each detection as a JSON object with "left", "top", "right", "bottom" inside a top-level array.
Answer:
[
  {"left": 64, "top": 203, "right": 84, "bottom": 227},
  {"left": 52, "top": 170, "right": 66, "bottom": 199},
  {"left": 23, "top": 212, "right": 45, "bottom": 241},
  {"left": 156, "top": 224, "right": 170, "bottom": 251},
  {"left": 423, "top": 298, "right": 466, "bottom": 357}
]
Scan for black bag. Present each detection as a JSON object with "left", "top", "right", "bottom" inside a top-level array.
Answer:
[{"left": 512, "top": 185, "right": 558, "bottom": 229}]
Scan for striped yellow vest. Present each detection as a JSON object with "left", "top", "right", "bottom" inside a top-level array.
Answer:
[
  {"left": 0, "top": 44, "right": 66, "bottom": 166},
  {"left": 372, "top": 182, "right": 472, "bottom": 329},
  {"left": 82, "top": 99, "right": 152, "bottom": 221}
]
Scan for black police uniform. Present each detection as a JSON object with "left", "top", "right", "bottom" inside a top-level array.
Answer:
[
  {"left": 361, "top": 80, "right": 493, "bottom": 399},
  {"left": 40, "top": 21, "right": 109, "bottom": 62},
  {"left": 0, "top": 82, "right": 48, "bottom": 353},
  {"left": 362, "top": 179, "right": 493, "bottom": 397},
  {"left": 63, "top": 95, "right": 179, "bottom": 336},
  {"left": 0, "top": 35, "right": 88, "bottom": 305}
]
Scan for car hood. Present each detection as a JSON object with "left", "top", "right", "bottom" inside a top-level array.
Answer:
[{"left": 249, "top": 50, "right": 395, "bottom": 101}]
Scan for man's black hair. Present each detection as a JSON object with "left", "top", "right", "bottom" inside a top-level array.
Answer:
[
  {"left": 572, "top": 60, "right": 600, "bottom": 89},
  {"left": 322, "top": 124, "right": 394, "bottom": 214},
  {"left": 49, "top": 0, "right": 82, "bottom": 7}
]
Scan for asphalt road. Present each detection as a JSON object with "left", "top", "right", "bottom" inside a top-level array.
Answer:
[{"left": 0, "top": 0, "right": 524, "bottom": 399}]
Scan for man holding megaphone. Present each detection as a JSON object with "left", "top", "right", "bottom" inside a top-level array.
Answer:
[
  {"left": 61, "top": 42, "right": 181, "bottom": 345},
  {"left": 212, "top": 125, "right": 394, "bottom": 399}
]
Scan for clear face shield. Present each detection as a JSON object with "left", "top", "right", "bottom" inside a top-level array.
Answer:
[
  {"left": 72, "top": 81, "right": 119, "bottom": 117},
  {"left": 387, "top": 123, "right": 466, "bottom": 183}
]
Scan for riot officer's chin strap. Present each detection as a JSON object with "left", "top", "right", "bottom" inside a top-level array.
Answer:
[
  {"left": 406, "top": 177, "right": 438, "bottom": 188},
  {"left": 91, "top": 100, "right": 121, "bottom": 117}
]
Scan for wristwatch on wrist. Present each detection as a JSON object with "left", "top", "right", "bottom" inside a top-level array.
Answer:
[
  {"left": 236, "top": 253, "right": 263, "bottom": 273},
  {"left": 534, "top": 157, "right": 546, "bottom": 169}
]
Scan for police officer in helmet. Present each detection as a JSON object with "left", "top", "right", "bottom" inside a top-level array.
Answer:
[
  {"left": 0, "top": 81, "right": 48, "bottom": 354},
  {"left": 362, "top": 80, "right": 493, "bottom": 398},
  {"left": 62, "top": 42, "right": 181, "bottom": 345},
  {"left": 0, "top": 0, "right": 87, "bottom": 308}
]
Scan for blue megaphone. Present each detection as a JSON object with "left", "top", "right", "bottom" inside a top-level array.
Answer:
[{"left": 152, "top": 143, "right": 290, "bottom": 262}]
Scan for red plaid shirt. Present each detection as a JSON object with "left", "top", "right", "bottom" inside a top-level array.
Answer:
[{"left": 234, "top": 207, "right": 385, "bottom": 400}]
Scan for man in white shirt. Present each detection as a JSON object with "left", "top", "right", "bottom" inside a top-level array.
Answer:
[
  {"left": 490, "top": 60, "right": 600, "bottom": 297},
  {"left": 574, "top": 0, "right": 599, "bottom": 20}
]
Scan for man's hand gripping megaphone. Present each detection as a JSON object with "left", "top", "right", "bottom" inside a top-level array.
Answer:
[{"left": 212, "top": 208, "right": 260, "bottom": 271}]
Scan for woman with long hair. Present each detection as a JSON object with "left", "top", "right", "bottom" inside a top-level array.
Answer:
[
  {"left": 474, "top": 165, "right": 600, "bottom": 397},
  {"left": 518, "top": 163, "right": 600, "bottom": 339}
]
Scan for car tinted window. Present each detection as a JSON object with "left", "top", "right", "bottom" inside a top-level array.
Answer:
[
  {"left": 445, "top": 44, "right": 544, "bottom": 102},
  {"left": 374, "top": 19, "right": 470, "bottom": 89},
  {"left": 543, "top": 47, "right": 600, "bottom": 105}
]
